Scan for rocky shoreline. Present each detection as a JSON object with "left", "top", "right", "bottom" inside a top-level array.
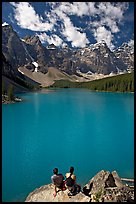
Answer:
[
  {"left": 25, "top": 170, "right": 134, "bottom": 202},
  {"left": 2, "top": 94, "right": 22, "bottom": 104}
]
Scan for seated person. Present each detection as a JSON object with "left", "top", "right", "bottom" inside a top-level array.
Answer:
[
  {"left": 65, "top": 166, "right": 76, "bottom": 182},
  {"left": 65, "top": 166, "right": 81, "bottom": 196},
  {"left": 51, "top": 168, "right": 66, "bottom": 197}
]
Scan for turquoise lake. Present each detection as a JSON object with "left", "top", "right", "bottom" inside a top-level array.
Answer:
[{"left": 2, "top": 89, "right": 134, "bottom": 202}]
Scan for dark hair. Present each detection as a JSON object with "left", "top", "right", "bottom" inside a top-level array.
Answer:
[
  {"left": 70, "top": 166, "right": 74, "bottom": 174},
  {"left": 53, "top": 168, "right": 58, "bottom": 174}
]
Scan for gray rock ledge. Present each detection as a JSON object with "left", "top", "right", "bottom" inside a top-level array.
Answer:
[{"left": 25, "top": 170, "right": 134, "bottom": 202}]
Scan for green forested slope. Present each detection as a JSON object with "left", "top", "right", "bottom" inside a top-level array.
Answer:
[{"left": 51, "top": 72, "right": 134, "bottom": 92}]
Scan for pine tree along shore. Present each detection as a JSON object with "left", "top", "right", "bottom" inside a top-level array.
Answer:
[
  {"left": 51, "top": 72, "right": 134, "bottom": 92},
  {"left": 2, "top": 83, "right": 22, "bottom": 104}
]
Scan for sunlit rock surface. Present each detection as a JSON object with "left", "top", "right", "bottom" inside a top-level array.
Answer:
[{"left": 25, "top": 170, "right": 134, "bottom": 202}]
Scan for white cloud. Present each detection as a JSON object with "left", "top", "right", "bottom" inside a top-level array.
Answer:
[
  {"left": 48, "top": 2, "right": 129, "bottom": 48},
  {"left": 62, "top": 18, "right": 89, "bottom": 48},
  {"left": 51, "top": 2, "right": 96, "bottom": 17},
  {"left": 88, "top": 2, "right": 129, "bottom": 49},
  {"left": 10, "top": 2, "right": 130, "bottom": 49},
  {"left": 98, "top": 3, "right": 120, "bottom": 20},
  {"left": 88, "top": 2, "right": 97, "bottom": 15},
  {"left": 50, "top": 2, "right": 86, "bottom": 17},
  {"left": 10, "top": 2, "right": 54, "bottom": 32},
  {"left": 93, "top": 26, "right": 115, "bottom": 50},
  {"left": 94, "top": 2, "right": 128, "bottom": 32},
  {"left": 51, "top": 6, "right": 89, "bottom": 48},
  {"left": 100, "top": 17, "right": 119, "bottom": 33},
  {"left": 37, "top": 32, "right": 66, "bottom": 47},
  {"left": 98, "top": 2, "right": 128, "bottom": 21},
  {"left": 63, "top": 2, "right": 89, "bottom": 17}
]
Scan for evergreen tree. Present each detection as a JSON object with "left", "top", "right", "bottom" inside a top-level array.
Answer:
[
  {"left": 51, "top": 72, "right": 134, "bottom": 93},
  {"left": 8, "top": 84, "right": 14, "bottom": 101},
  {"left": 2, "top": 81, "right": 5, "bottom": 95}
]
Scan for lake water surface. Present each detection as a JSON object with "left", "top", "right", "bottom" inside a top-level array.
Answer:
[{"left": 2, "top": 89, "right": 134, "bottom": 202}]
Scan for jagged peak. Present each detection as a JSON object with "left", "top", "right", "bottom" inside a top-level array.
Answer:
[
  {"left": 83, "top": 40, "right": 109, "bottom": 53},
  {"left": 46, "top": 43, "right": 57, "bottom": 49},
  {"left": 122, "top": 42, "right": 128, "bottom": 47},
  {"left": 24, "top": 35, "right": 41, "bottom": 45},
  {"left": 23, "top": 35, "right": 31, "bottom": 41},
  {"left": 115, "top": 41, "right": 134, "bottom": 53},
  {"left": 96, "top": 40, "right": 107, "bottom": 45},
  {"left": 87, "top": 40, "right": 107, "bottom": 48}
]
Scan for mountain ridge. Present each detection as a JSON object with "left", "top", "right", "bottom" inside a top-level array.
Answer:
[{"left": 2, "top": 24, "right": 134, "bottom": 89}]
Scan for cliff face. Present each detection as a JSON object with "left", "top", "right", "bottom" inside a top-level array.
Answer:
[
  {"left": 2, "top": 24, "right": 134, "bottom": 76},
  {"left": 25, "top": 170, "right": 134, "bottom": 202},
  {"left": 2, "top": 24, "right": 134, "bottom": 90},
  {"left": 2, "top": 25, "right": 32, "bottom": 72},
  {"left": 114, "top": 43, "right": 134, "bottom": 72}
]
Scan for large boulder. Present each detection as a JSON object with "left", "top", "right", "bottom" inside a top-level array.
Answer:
[
  {"left": 25, "top": 183, "right": 90, "bottom": 202},
  {"left": 25, "top": 170, "right": 134, "bottom": 202},
  {"left": 83, "top": 170, "right": 134, "bottom": 202}
]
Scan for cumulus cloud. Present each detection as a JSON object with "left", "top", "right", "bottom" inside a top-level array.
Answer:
[
  {"left": 10, "top": 2, "right": 130, "bottom": 49},
  {"left": 100, "top": 17, "right": 119, "bottom": 33},
  {"left": 50, "top": 2, "right": 96, "bottom": 17},
  {"left": 59, "top": 2, "right": 89, "bottom": 17},
  {"left": 86, "top": 2, "right": 128, "bottom": 49},
  {"left": 97, "top": 2, "right": 128, "bottom": 20},
  {"left": 51, "top": 5, "right": 89, "bottom": 48},
  {"left": 37, "top": 32, "right": 66, "bottom": 47},
  {"left": 48, "top": 2, "right": 128, "bottom": 49},
  {"left": 10, "top": 2, "right": 54, "bottom": 31},
  {"left": 93, "top": 26, "right": 115, "bottom": 50}
]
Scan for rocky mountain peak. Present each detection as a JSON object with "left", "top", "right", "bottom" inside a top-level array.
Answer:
[
  {"left": 24, "top": 35, "right": 41, "bottom": 45},
  {"left": 2, "top": 24, "right": 134, "bottom": 77},
  {"left": 94, "top": 40, "right": 107, "bottom": 47},
  {"left": 115, "top": 41, "right": 134, "bottom": 53},
  {"left": 46, "top": 43, "right": 57, "bottom": 50},
  {"left": 114, "top": 41, "right": 134, "bottom": 72},
  {"left": 2, "top": 23, "right": 16, "bottom": 37}
]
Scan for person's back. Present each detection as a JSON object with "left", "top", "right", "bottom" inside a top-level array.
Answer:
[
  {"left": 65, "top": 167, "right": 76, "bottom": 183},
  {"left": 51, "top": 168, "right": 66, "bottom": 197},
  {"left": 65, "top": 166, "right": 81, "bottom": 196},
  {"left": 51, "top": 173, "right": 64, "bottom": 188},
  {"left": 65, "top": 172, "right": 76, "bottom": 182}
]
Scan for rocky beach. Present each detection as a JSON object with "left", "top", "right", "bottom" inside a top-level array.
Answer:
[{"left": 2, "top": 94, "right": 22, "bottom": 104}]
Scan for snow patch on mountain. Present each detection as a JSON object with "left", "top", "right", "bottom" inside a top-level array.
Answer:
[
  {"left": 32, "top": 62, "right": 38, "bottom": 72},
  {"left": 2, "top": 22, "right": 9, "bottom": 26},
  {"left": 104, "top": 53, "right": 109, "bottom": 57},
  {"left": 21, "top": 38, "right": 25, "bottom": 42},
  {"left": 86, "top": 71, "right": 93, "bottom": 75}
]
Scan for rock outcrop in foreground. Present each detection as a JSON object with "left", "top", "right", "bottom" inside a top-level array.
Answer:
[
  {"left": 25, "top": 170, "right": 134, "bottom": 202},
  {"left": 2, "top": 94, "right": 22, "bottom": 104}
]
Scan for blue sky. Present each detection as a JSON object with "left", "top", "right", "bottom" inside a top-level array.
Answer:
[{"left": 2, "top": 2, "right": 134, "bottom": 50}]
